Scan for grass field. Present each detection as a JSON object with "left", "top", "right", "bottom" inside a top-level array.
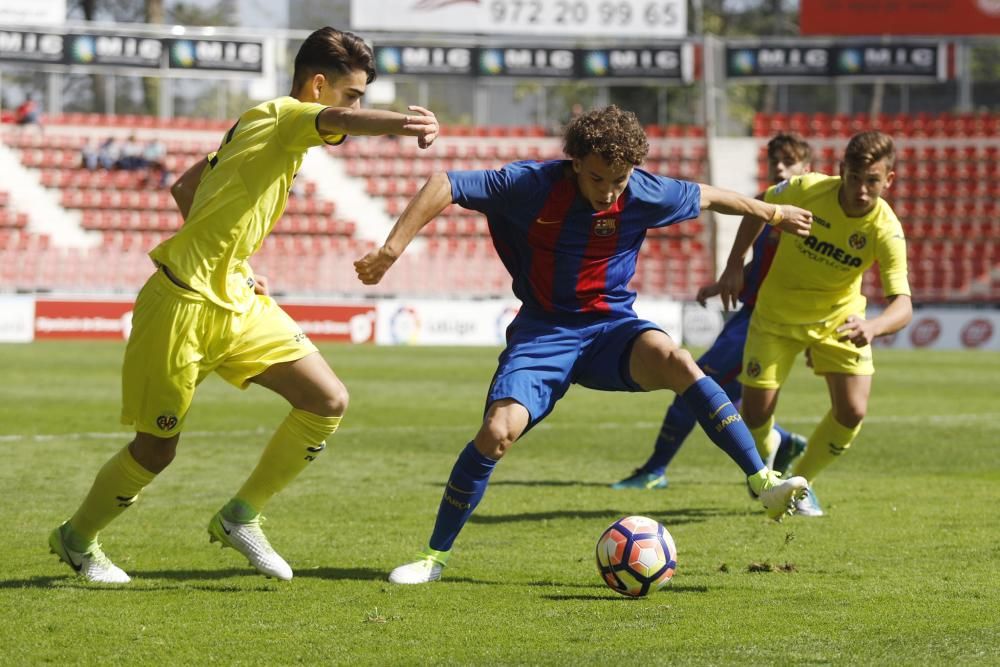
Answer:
[{"left": 1, "top": 341, "right": 998, "bottom": 665}]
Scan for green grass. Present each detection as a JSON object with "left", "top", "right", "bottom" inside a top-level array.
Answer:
[{"left": 1, "top": 342, "right": 998, "bottom": 665}]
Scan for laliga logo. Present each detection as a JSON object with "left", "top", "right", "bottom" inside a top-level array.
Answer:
[
  {"left": 390, "top": 306, "right": 421, "bottom": 345},
  {"left": 377, "top": 47, "right": 401, "bottom": 74}
]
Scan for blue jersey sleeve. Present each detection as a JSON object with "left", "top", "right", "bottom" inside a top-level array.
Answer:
[
  {"left": 449, "top": 160, "right": 553, "bottom": 216},
  {"left": 628, "top": 170, "right": 702, "bottom": 229}
]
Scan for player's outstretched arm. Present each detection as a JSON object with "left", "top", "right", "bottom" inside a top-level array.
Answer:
[
  {"left": 355, "top": 172, "right": 454, "bottom": 285},
  {"left": 697, "top": 184, "right": 812, "bottom": 237},
  {"left": 318, "top": 105, "right": 439, "bottom": 149},
  {"left": 170, "top": 158, "right": 209, "bottom": 220}
]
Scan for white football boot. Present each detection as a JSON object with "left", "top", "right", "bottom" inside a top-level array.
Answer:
[
  {"left": 208, "top": 512, "right": 292, "bottom": 581},
  {"left": 49, "top": 522, "right": 131, "bottom": 584},
  {"left": 793, "top": 488, "right": 825, "bottom": 517},
  {"left": 749, "top": 470, "right": 810, "bottom": 521},
  {"left": 388, "top": 549, "right": 449, "bottom": 584}
]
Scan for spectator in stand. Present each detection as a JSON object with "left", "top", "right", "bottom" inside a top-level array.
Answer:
[
  {"left": 81, "top": 137, "right": 100, "bottom": 170},
  {"left": 142, "top": 138, "right": 170, "bottom": 186},
  {"left": 14, "top": 93, "right": 42, "bottom": 131},
  {"left": 97, "top": 137, "right": 120, "bottom": 170},
  {"left": 116, "top": 134, "right": 145, "bottom": 171}
]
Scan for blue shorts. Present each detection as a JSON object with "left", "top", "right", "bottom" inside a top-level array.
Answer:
[
  {"left": 486, "top": 312, "right": 663, "bottom": 430},
  {"left": 696, "top": 306, "right": 752, "bottom": 403}
]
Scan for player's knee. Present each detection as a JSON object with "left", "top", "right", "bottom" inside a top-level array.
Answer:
[
  {"left": 835, "top": 403, "right": 866, "bottom": 428},
  {"left": 129, "top": 434, "right": 178, "bottom": 473},
  {"left": 314, "top": 382, "right": 349, "bottom": 417},
  {"left": 660, "top": 347, "right": 700, "bottom": 389},
  {"left": 475, "top": 421, "right": 519, "bottom": 459}
]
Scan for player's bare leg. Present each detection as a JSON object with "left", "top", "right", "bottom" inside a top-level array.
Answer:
[{"left": 208, "top": 352, "right": 347, "bottom": 581}]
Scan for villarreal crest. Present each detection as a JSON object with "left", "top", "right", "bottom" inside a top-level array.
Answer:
[{"left": 593, "top": 217, "right": 618, "bottom": 237}]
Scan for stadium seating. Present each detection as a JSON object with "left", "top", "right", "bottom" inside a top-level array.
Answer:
[
  {"left": 10, "top": 111, "right": 996, "bottom": 302},
  {"left": 1, "top": 122, "right": 356, "bottom": 294},
  {"left": 753, "top": 112, "right": 1000, "bottom": 302}
]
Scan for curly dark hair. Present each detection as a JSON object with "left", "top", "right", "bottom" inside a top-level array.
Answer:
[{"left": 563, "top": 105, "right": 649, "bottom": 167}]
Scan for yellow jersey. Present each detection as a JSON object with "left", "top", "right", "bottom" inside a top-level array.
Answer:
[
  {"left": 150, "top": 96, "right": 344, "bottom": 313},
  {"left": 756, "top": 172, "right": 910, "bottom": 325}
]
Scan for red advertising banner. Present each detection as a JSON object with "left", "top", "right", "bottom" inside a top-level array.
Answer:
[
  {"left": 280, "top": 304, "right": 376, "bottom": 343},
  {"left": 33, "top": 299, "right": 377, "bottom": 343},
  {"left": 35, "top": 299, "right": 134, "bottom": 339},
  {"left": 801, "top": 0, "right": 1000, "bottom": 35}
]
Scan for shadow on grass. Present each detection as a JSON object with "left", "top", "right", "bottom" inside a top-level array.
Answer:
[
  {"left": 0, "top": 570, "right": 278, "bottom": 592},
  {"left": 488, "top": 480, "right": 616, "bottom": 488},
  {"left": 469, "top": 507, "right": 729, "bottom": 526},
  {"left": 293, "top": 567, "right": 390, "bottom": 581},
  {"left": 541, "top": 584, "right": 709, "bottom": 601}
]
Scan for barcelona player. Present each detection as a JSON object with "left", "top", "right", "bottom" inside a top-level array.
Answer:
[
  {"left": 48, "top": 27, "right": 439, "bottom": 583},
  {"left": 355, "top": 106, "right": 813, "bottom": 584},
  {"left": 612, "top": 134, "right": 813, "bottom": 491},
  {"left": 719, "top": 131, "right": 912, "bottom": 517}
]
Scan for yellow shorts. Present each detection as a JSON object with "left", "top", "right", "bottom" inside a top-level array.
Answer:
[
  {"left": 740, "top": 309, "right": 874, "bottom": 389},
  {"left": 120, "top": 269, "right": 318, "bottom": 436}
]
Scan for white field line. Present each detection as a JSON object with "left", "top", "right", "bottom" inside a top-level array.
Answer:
[{"left": 1, "top": 413, "right": 998, "bottom": 443}]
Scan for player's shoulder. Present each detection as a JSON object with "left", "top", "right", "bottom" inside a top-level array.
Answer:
[
  {"left": 498, "top": 159, "right": 567, "bottom": 185},
  {"left": 871, "top": 198, "right": 905, "bottom": 233},
  {"left": 766, "top": 171, "right": 834, "bottom": 202},
  {"left": 244, "top": 96, "right": 323, "bottom": 123},
  {"left": 503, "top": 158, "right": 563, "bottom": 174},
  {"left": 627, "top": 167, "right": 691, "bottom": 198}
]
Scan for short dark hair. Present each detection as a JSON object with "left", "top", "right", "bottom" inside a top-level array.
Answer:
[
  {"left": 563, "top": 105, "right": 649, "bottom": 167},
  {"left": 292, "top": 27, "right": 376, "bottom": 91},
  {"left": 767, "top": 133, "right": 812, "bottom": 165},
  {"left": 844, "top": 131, "right": 895, "bottom": 170}
]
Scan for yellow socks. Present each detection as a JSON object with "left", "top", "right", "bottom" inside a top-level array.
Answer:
[
  {"left": 748, "top": 416, "right": 780, "bottom": 467},
  {"left": 232, "top": 408, "right": 341, "bottom": 517},
  {"left": 793, "top": 411, "right": 862, "bottom": 483},
  {"left": 67, "top": 445, "right": 157, "bottom": 547}
]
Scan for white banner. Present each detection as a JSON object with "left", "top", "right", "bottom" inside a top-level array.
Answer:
[
  {"left": 376, "top": 299, "right": 521, "bottom": 346},
  {"left": 0, "top": 295, "right": 35, "bottom": 342},
  {"left": 633, "top": 297, "right": 684, "bottom": 343},
  {"left": 871, "top": 307, "right": 1000, "bottom": 350},
  {"left": 681, "top": 302, "right": 725, "bottom": 348},
  {"left": 0, "top": 0, "right": 65, "bottom": 25},
  {"left": 351, "top": 0, "right": 687, "bottom": 38}
]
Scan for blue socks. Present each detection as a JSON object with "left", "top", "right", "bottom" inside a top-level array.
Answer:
[
  {"left": 641, "top": 397, "right": 697, "bottom": 474},
  {"left": 682, "top": 377, "right": 764, "bottom": 476},
  {"left": 428, "top": 442, "right": 498, "bottom": 552}
]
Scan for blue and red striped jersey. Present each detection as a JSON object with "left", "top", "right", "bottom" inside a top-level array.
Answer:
[
  {"left": 449, "top": 160, "right": 701, "bottom": 318},
  {"left": 739, "top": 226, "right": 781, "bottom": 308}
]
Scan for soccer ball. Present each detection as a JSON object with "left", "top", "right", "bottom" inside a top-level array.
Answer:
[{"left": 596, "top": 515, "right": 676, "bottom": 597}]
